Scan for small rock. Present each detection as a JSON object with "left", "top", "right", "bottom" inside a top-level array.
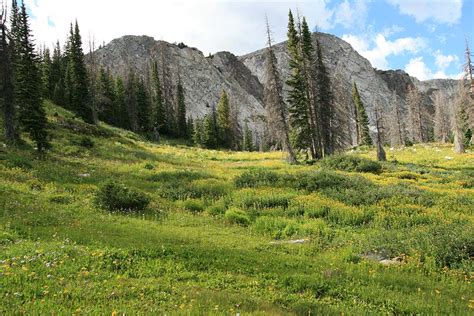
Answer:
[
  {"left": 78, "top": 173, "right": 91, "bottom": 178},
  {"left": 379, "top": 257, "right": 403, "bottom": 266},
  {"left": 270, "top": 239, "right": 308, "bottom": 245},
  {"left": 444, "top": 156, "right": 453, "bottom": 160}
]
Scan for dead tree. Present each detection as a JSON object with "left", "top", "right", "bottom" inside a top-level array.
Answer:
[
  {"left": 452, "top": 81, "right": 469, "bottom": 153},
  {"left": 263, "top": 16, "right": 297, "bottom": 163},
  {"left": 433, "top": 90, "right": 451, "bottom": 143},
  {"left": 0, "top": 0, "right": 19, "bottom": 144},
  {"left": 463, "top": 40, "right": 474, "bottom": 144},
  {"left": 374, "top": 105, "right": 386, "bottom": 161},
  {"left": 388, "top": 91, "right": 405, "bottom": 146},
  {"left": 406, "top": 85, "right": 424, "bottom": 143}
]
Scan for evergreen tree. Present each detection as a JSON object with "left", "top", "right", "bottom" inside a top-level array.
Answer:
[
  {"left": 40, "top": 47, "right": 53, "bottom": 98},
  {"left": 151, "top": 61, "right": 165, "bottom": 138},
  {"left": 242, "top": 121, "right": 254, "bottom": 152},
  {"left": 176, "top": 77, "right": 187, "bottom": 138},
  {"left": 216, "top": 90, "right": 232, "bottom": 148},
  {"left": 97, "top": 67, "right": 116, "bottom": 125},
  {"left": 66, "top": 21, "right": 93, "bottom": 123},
  {"left": 352, "top": 82, "right": 372, "bottom": 146},
  {"left": 193, "top": 118, "right": 204, "bottom": 147},
  {"left": 203, "top": 107, "right": 218, "bottom": 149},
  {"left": 286, "top": 10, "right": 312, "bottom": 155},
  {"left": 125, "top": 68, "right": 139, "bottom": 132},
  {"left": 15, "top": 3, "right": 49, "bottom": 151},
  {"left": 315, "top": 39, "right": 335, "bottom": 156},
  {"left": 186, "top": 117, "right": 194, "bottom": 141},
  {"left": 136, "top": 78, "right": 151, "bottom": 135},
  {"left": 115, "top": 77, "right": 129, "bottom": 129},
  {"left": 50, "top": 42, "right": 65, "bottom": 106},
  {"left": 1, "top": 1, "right": 19, "bottom": 143}
]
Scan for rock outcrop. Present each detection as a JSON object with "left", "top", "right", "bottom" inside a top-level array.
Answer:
[{"left": 92, "top": 33, "right": 459, "bottom": 144}]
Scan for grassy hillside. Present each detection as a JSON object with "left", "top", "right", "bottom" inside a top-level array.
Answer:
[{"left": 0, "top": 101, "right": 473, "bottom": 314}]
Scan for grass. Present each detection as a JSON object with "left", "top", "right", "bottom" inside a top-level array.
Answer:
[{"left": 0, "top": 101, "right": 473, "bottom": 314}]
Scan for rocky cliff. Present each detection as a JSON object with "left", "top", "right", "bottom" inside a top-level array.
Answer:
[{"left": 92, "top": 33, "right": 458, "bottom": 143}]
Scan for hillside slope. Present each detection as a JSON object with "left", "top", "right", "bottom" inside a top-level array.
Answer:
[{"left": 0, "top": 102, "right": 473, "bottom": 314}]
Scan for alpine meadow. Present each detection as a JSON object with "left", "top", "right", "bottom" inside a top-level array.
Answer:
[{"left": 0, "top": 0, "right": 473, "bottom": 314}]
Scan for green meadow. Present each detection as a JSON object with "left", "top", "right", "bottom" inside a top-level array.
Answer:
[{"left": 0, "top": 102, "right": 473, "bottom": 314}]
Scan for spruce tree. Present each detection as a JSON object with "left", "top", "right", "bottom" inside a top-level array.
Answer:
[
  {"left": 352, "top": 82, "right": 372, "bottom": 146},
  {"left": 315, "top": 39, "right": 335, "bottom": 156},
  {"left": 216, "top": 90, "right": 232, "bottom": 148},
  {"left": 242, "top": 121, "right": 254, "bottom": 152},
  {"left": 193, "top": 118, "right": 204, "bottom": 147},
  {"left": 1, "top": 1, "right": 19, "bottom": 144},
  {"left": 15, "top": 3, "right": 49, "bottom": 152},
  {"left": 115, "top": 77, "right": 129, "bottom": 129},
  {"left": 151, "top": 61, "right": 165, "bottom": 137},
  {"left": 97, "top": 67, "right": 116, "bottom": 125},
  {"left": 286, "top": 10, "right": 312, "bottom": 156},
  {"left": 67, "top": 21, "right": 93, "bottom": 123},
  {"left": 176, "top": 77, "right": 187, "bottom": 138},
  {"left": 50, "top": 41, "right": 65, "bottom": 105},
  {"left": 136, "top": 78, "right": 151, "bottom": 135},
  {"left": 40, "top": 47, "right": 53, "bottom": 98},
  {"left": 203, "top": 107, "right": 218, "bottom": 149}
]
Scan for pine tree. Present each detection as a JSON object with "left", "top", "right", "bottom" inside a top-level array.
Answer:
[
  {"left": 66, "top": 21, "right": 93, "bottom": 123},
  {"left": 151, "top": 61, "right": 165, "bottom": 138},
  {"left": 264, "top": 17, "right": 297, "bottom": 163},
  {"left": 352, "top": 82, "right": 372, "bottom": 146},
  {"left": 242, "top": 121, "right": 254, "bottom": 152},
  {"left": 176, "top": 77, "right": 187, "bottom": 138},
  {"left": 125, "top": 68, "right": 139, "bottom": 132},
  {"left": 203, "top": 109, "right": 218, "bottom": 149},
  {"left": 186, "top": 117, "right": 194, "bottom": 141},
  {"left": 50, "top": 41, "right": 65, "bottom": 105},
  {"left": 315, "top": 39, "right": 335, "bottom": 156},
  {"left": 136, "top": 78, "right": 151, "bottom": 135},
  {"left": 216, "top": 90, "right": 232, "bottom": 148},
  {"left": 1, "top": 1, "right": 19, "bottom": 143},
  {"left": 115, "top": 77, "right": 129, "bottom": 129},
  {"left": 40, "top": 47, "right": 53, "bottom": 98},
  {"left": 97, "top": 67, "right": 117, "bottom": 125},
  {"left": 15, "top": 3, "right": 49, "bottom": 152},
  {"left": 286, "top": 10, "right": 312, "bottom": 156},
  {"left": 193, "top": 118, "right": 204, "bottom": 147}
]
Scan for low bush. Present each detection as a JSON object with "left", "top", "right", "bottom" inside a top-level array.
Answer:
[
  {"left": 182, "top": 199, "right": 205, "bottom": 213},
  {"left": 236, "top": 190, "right": 294, "bottom": 210},
  {"left": 253, "top": 216, "right": 289, "bottom": 239},
  {"left": 321, "top": 154, "right": 382, "bottom": 174},
  {"left": 207, "top": 201, "right": 227, "bottom": 216},
  {"left": 95, "top": 181, "right": 150, "bottom": 213},
  {"left": 149, "top": 170, "right": 212, "bottom": 183},
  {"left": 234, "top": 169, "right": 281, "bottom": 188},
  {"left": 158, "top": 179, "right": 230, "bottom": 201},
  {"left": 224, "top": 208, "right": 251, "bottom": 226},
  {"left": 78, "top": 136, "right": 94, "bottom": 148}
]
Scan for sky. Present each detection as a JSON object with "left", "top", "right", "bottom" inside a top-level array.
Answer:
[{"left": 21, "top": 0, "right": 474, "bottom": 80}]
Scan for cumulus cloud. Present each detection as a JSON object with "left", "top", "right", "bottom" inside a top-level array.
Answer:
[
  {"left": 342, "top": 33, "right": 426, "bottom": 69},
  {"left": 387, "top": 0, "right": 463, "bottom": 24},
  {"left": 22, "top": 0, "right": 335, "bottom": 55},
  {"left": 434, "top": 51, "right": 459, "bottom": 70},
  {"left": 334, "top": 0, "right": 369, "bottom": 30},
  {"left": 405, "top": 56, "right": 462, "bottom": 80}
]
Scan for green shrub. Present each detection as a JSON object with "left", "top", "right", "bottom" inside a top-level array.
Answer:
[
  {"left": 144, "top": 163, "right": 155, "bottom": 170},
  {"left": 321, "top": 154, "right": 382, "bottom": 174},
  {"left": 158, "top": 179, "right": 229, "bottom": 201},
  {"left": 207, "top": 201, "right": 227, "bottom": 216},
  {"left": 236, "top": 191, "right": 293, "bottom": 210},
  {"left": 95, "top": 181, "right": 150, "bottom": 213},
  {"left": 182, "top": 199, "right": 205, "bottom": 213},
  {"left": 253, "top": 216, "right": 289, "bottom": 239},
  {"left": 149, "top": 170, "right": 212, "bottom": 183},
  {"left": 79, "top": 136, "right": 94, "bottom": 148},
  {"left": 234, "top": 169, "right": 280, "bottom": 188},
  {"left": 5, "top": 154, "right": 33, "bottom": 170},
  {"left": 305, "top": 206, "right": 330, "bottom": 219},
  {"left": 224, "top": 208, "right": 251, "bottom": 226}
]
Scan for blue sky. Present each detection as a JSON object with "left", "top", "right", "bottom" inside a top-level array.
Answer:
[{"left": 23, "top": 0, "right": 473, "bottom": 80}]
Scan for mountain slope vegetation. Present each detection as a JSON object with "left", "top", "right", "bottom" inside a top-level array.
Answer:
[{"left": 0, "top": 102, "right": 473, "bottom": 314}]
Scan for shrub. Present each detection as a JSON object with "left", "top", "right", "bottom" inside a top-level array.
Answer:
[
  {"left": 79, "top": 136, "right": 94, "bottom": 148},
  {"left": 95, "top": 181, "right": 150, "bottom": 213},
  {"left": 5, "top": 154, "right": 33, "bottom": 170},
  {"left": 207, "top": 201, "right": 227, "bottom": 216},
  {"left": 149, "top": 170, "right": 212, "bottom": 183},
  {"left": 158, "top": 179, "right": 229, "bottom": 201},
  {"left": 144, "top": 163, "right": 155, "bottom": 170},
  {"left": 224, "top": 208, "right": 251, "bottom": 226},
  {"left": 305, "top": 206, "right": 330, "bottom": 219},
  {"left": 236, "top": 190, "right": 293, "bottom": 210},
  {"left": 182, "top": 199, "right": 205, "bottom": 213},
  {"left": 253, "top": 216, "right": 289, "bottom": 239},
  {"left": 321, "top": 154, "right": 382, "bottom": 174},
  {"left": 234, "top": 169, "right": 280, "bottom": 188}
]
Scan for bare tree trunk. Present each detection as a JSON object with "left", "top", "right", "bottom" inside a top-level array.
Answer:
[
  {"left": 375, "top": 106, "right": 386, "bottom": 161},
  {"left": 452, "top": 81, "right": 467, "bottom": 153}
]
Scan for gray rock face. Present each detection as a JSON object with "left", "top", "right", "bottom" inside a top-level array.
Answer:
[{"left": 93, "top": 33, "right": 458, "bottom": 144}]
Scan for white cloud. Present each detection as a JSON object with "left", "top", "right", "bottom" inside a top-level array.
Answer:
[
  {"left": 405, "top": 56, "right": 461, "bottom": 80},
  {"left": 434, "top": 51, "right": 459, "bottom": 70},
  {"left": 22, "top": 0, "right": 336, "bottom": 56},
  {"left": 387, "top": 0, "right": 463, "bottom": 24},
  {"left": 334, "top": 0, "right": 369, "bottom": 30},
  {"left": 342, "top": 33, "right": 426, "bottom": 69}
]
